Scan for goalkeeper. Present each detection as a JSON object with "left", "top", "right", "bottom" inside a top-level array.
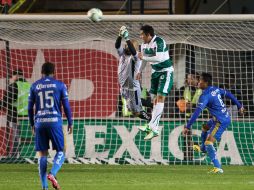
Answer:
[
  {"left": 183, "top": 72, "right": 244, "bottom": 173},
  {"left": 116, "top": 26, "right": 151, "bottom": 121}
]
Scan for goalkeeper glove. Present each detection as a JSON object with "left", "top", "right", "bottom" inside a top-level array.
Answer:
[{"left": 119, "top": 26, "right": 129, "bottom": 40}]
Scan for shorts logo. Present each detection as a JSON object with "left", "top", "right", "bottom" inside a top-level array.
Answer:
[{"left": 160, "top": 75, "right": 165, "bottom": 80}]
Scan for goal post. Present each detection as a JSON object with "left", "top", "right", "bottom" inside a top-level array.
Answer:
[{"left": 0, "top": 15, "right": 253, "bottom": 165}]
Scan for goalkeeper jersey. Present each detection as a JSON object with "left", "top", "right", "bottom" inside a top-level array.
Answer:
[
  {"left": 117, "top": 47, "right": 141, "bottom": 90},
  {"left": 141, "top": 35, "right": 173, "bottom": 72}
]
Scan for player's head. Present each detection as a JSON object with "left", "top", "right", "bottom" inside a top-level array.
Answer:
[
  {"left": 41, "top": 62, "right": 55, "bottom": 76},
  {"left": 11, "top": 69, "right": 23, "bottom": 82},
  {"left": 124, "top": 39, "right": 139, "bottom": 55},
  {"left": 199, "top": 72, "right": 212, "bottom": 89},
  {"left": 186, "top": 72, "right": 200, "bottom": 87},
  {"left": 140, "top": 25, "right": 154, "bottom": 43}
]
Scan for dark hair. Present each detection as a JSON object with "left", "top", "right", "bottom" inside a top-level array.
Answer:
[
  {"left": 192, "top": 72, "right": 200, "bottom": 80},
  {"left": 187, "top": 71, "right": 200, "bottom": 80},
  {"left": 12, "top": 69, "right": 23, "bottom": 76},
  {"left": 201, "top": 72, "right": 212, "bottom": 86},
  {"left": 41, "top": 62, "right": 55, "bottom": 76},
  {"left": 140, "top": 25, "right": 154, "bottom": 37},
  {"left": 195, "top": 72, "right": 200, "bottom": 80}
]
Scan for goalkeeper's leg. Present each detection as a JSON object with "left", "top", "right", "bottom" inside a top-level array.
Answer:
[{"left": 127, "top": 88, "right": 151, "bottom": 121}]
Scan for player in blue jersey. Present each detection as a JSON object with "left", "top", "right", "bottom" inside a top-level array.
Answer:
[
  {"left": 28, "top": 62, "right": 73, "bottom": 190},
  {"left": 183, "top": 72, "right": 244, "bottom": 173}
]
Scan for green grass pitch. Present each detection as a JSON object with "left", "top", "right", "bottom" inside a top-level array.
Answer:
[{"left": 0, "top": 164, "right": 253, "bottom": 190}]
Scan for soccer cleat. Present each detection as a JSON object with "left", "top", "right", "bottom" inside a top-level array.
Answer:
[
  {"left": 208, "top": 167, "right": 224, "bottom": 174},
  {"left": 193, "top": 144, "right": 207, "bottom": 154},
  {"left": 42, "top": 188, "right": 48, "bottom": 190},
  {"left": 47, "top": 173, "right": 61, "bottom": 190},
  {"left": 193, "top": 145, "right": 201, "bottom": 152},
  {"left": 144, "top": 130, "right": 159, "bottom": 140},
  {"left": 138, "top": 124, "right": 151, "bottom": 134}
]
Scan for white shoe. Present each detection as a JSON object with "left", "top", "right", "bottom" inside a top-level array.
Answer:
[
  {"left": 144, "top": 130, "right": 159, "bottom": 140},
  {"left": 138, "top": 124, "right": 151, "bottom": 134}
]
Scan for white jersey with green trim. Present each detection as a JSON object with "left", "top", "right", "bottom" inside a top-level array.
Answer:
[{"left": 140, "top": 35, "right": 173, "bottom": 73}]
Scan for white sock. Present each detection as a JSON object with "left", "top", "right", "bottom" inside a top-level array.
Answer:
[{"left": 149, "top": 102, "right": 164, "bottom": 131}]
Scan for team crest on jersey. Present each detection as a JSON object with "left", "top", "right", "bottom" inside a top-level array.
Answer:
[
  {"left": 144, "top": 47, "right": 156, "bottom": 56},
  {"left": 211, "top": 89, "right": 220, "bottom": 96},
  {"left": 211, "top": 91, "right": 217, "bottom": 96}
]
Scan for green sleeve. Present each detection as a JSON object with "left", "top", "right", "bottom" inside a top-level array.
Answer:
[{"left": 155, "top": 37, "right": 165, "bottom": 52}]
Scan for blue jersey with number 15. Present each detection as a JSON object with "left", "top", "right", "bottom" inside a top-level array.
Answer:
[{"left": 28, "top": 76, "right": 71, "bottom": 127}]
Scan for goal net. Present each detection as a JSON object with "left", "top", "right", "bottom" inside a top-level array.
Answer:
[{"left": 0, "top": 15, "right": 253, "bottom": 165}]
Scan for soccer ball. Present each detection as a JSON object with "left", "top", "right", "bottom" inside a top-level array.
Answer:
[{"left": 87, "top": 8, "right": 103, "bottom": 22}]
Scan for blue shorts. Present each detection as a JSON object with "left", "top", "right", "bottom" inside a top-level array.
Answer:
[
  {"left": 206, "top": 119, "right": 231, "bottom": 141},
  {"left": 35, "top": 125, "right": 64, "bottom": 152}
]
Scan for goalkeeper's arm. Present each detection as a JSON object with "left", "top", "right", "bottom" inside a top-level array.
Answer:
[
  {"left": 126, "top": 40, "right": 137, "bottom": 57},
  {"left": 115, "top": 36, "right": 124, "bottom": 56},
  {"left": 115, "top": 36, "right": 122, "bottom": 49}
]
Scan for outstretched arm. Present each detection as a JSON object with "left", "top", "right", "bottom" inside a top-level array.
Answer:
[
  {"left": 183, "top": 107, "right": 202, "bottom": 135},
  {"left": 186, "top": 107, "right": 202, "bottom": 130},
  {"left": 183, "top": 95, "right": 208, "bottom": 135},
  {"left": 115, "top": 36, "right": 124, "bottom": 56},
  {"left": 126, "top": 40, "right": 137, "bottom": 56},
  {"left": 118, "top": 26, "right": 138, "bottom": 58},
  {"left": 222, "top": 89, "right": 244, "bottom": 115},
  {"left": 223, "top": 89, "right": 242, "bottom": 109},
  {"left": 115, "top": 36, "right": 122, "bottom": 49}
]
